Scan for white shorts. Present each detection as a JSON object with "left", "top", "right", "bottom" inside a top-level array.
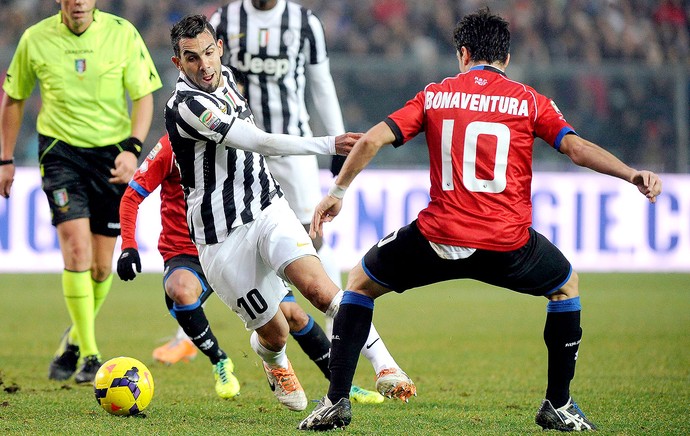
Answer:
[
  {"left": 197, "top": 197, "right": 317, "bottom": 330},
  {"left": 266, "top": 155, "right": 321, "bottom": 224}
]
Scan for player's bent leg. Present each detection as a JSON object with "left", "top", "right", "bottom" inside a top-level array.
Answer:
[
  {"left": 284, "top": 255, "right": 339, "bottom": 314},
  {"left": 252, "top": 312, "right": 307, "bottom": 411},
  {"left": 538, "top": 272, "right": 593, "bottom": 430}
]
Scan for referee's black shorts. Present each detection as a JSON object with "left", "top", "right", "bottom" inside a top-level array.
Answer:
[
  {"left": 38, "top": 134, "right": 127, "bottom": 237},
  {"left": 362, "top": 220, "right": 572, "bottom": 297}
]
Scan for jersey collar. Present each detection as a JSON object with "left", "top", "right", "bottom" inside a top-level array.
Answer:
[{"left": 469, "top": 65, "right": 506, "bottom": 77}]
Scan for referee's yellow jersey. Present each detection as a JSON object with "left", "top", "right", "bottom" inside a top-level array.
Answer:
[{"left": 3, "top": 9, "right": 163, "bottom": 148}]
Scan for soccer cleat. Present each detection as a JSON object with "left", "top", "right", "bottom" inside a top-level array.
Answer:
[
  {"left": 375, "top": 368, "right": 417, "bottom": 402},
  {"left": 213, "top": 357, "right": 241, "bottom": 399},
  {"left": 349, "top": 385, "right": 385, "bottom": 404},
  {"left": 48, "top": 327, "right": 80, "bottom": 381},
  {"left": 262, "top": 360, "right": 307, "bottom": 411},
  {"left": 75, "top": 355, "right": 102, "bottom": 384},
  {"left": 535, "top": 398, "right": 597, "bottom": 431},
  {"left": 152, "top": 337, "right": 198, "bottom": 365},
  {"left": 298, "top": 396, "right": 352, "bottom": 431}
]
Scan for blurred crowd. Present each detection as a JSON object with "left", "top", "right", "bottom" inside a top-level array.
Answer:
[{"left": 1, "top": 0, "right": 689, "bottom": 171}]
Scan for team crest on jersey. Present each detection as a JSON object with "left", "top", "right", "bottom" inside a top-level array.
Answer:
[
  {"left": 75, "top": 59, "right": 86, "bottom": 73},
  {"left": 282, "top": 29, "right": 296, "bottom": 47},
  {"left": 53, "top": 189, "right": 69, "bottom": 208},
  {"left": 199, "top": 109, "right": 221, "bottom": 130}
]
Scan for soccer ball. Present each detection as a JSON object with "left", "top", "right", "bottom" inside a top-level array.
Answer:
[{"left": 93, "top": 356, "right": 154, "bottom": 416}]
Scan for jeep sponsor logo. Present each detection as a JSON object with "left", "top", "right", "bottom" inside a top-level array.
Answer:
[{"left": 237, "top": 52, "right": 290, "bottom": 78}]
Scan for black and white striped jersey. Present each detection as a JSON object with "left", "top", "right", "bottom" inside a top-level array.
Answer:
[
  {"left": 165, "top": 65, "right": 336, "bottom": 245},
  {"left": 210, "top": 0, "right": 344, "bottom": 137}
]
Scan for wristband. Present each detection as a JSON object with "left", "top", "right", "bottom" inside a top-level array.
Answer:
[
  {"left": 0, "top": 158, "right": 14, "bottom": 166},
  {"left": 122, "top": 137, "right": 143, "bottom": 157},
  {"left": 328, "top": 184, "right": 347, "bottom": 199}
]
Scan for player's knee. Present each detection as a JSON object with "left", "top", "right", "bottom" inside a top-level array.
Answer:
[
  {"left": 345, "top": 263, "right": 381, "bottom": 300},
  {"left": 165, "top": 271, "right": 201, "bottom": 305},
  {"left": 281, "top": 302, "right": 310, "bottom": 332},
  {"left": 547, "top": 270, "right": 580, "bottom": 301}
]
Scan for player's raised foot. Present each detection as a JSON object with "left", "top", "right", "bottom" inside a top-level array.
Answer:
[
  {"left": 375, "top": 368, "right": 417, "bottom": 402},
  {"left": 298, "top": 396, "right": 352, "bottom": 431},
  {"left": 48, "top": 327, "right": 80, "bottom": 381},
  {"left": 262, "top": 360, "right": 307, "bottom": 411},
  {"left": 349, "top": 385, "right": 384, "bottom": 404},
  {"left": 213, "top": 357, "right": 241, "bottom": 399},
  {"left": 152, "top": 337, "right": 198, "bottom": 365},
  {"left": 535, "top": 398, "right": 597, "bottom": 431},
  {"left": 75, "top": 355, "right": 102, "bottom": 384}
]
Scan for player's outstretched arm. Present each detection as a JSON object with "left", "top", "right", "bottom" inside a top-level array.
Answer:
[
  {"left": 310, "top": 121, "right": 395, "bottom": 238},
  {"left": 559, "top": 134, "right": 662, "bottom": 203}
]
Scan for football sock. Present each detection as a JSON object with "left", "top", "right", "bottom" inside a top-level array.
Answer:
[
  {"left": 175, "top": 325, "right": 188, "bottom": 341},
  {"left": 291, "top": 314, "right": 331, "bottom": 379},
  {"left": 360, "top": 322, "right": 399, "bottom": 374},
  {"left": 317, "top": 243, "right": 342, "bottom": 288},
  {"left": 251, "top": 331, "right": 289, "bottom": 369},
  {"left": 174, "top": 303, "right": 226, "bottom": 364},
  {"left": 544, "top": 297, "right": 582, "bottom": 409},
  {"left": 62, "top": 269, "right": 98, "bottom": 356},
  {"left": 92, "top": 274, "right": 112, "bottom": 317},
  {"left": 328, "top": 291, "right": 374, "bottom": 402}
]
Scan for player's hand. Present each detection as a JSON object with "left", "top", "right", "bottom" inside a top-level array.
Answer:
[
  {"left": 117, "top": 248, "right": 141, "bottom": 281},
  {"left": 0, "top": 164, "right": 15, "bottom": 199},
  {"left": 109, "top": 151, "right": 138, "bottom": 184},
  {"left": 631, "top": 170, "right": 662, "bottom": 203},
  {"left": 310, "top": 194, "right": 342, "bottom": 238},
  {"left": 334, "top": 132, "right": 362, "bottom": 156}
]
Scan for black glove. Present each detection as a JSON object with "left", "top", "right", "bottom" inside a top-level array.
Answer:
[
  {"left": 330, "top": 155, "right": 346, "bottom": 177},
  {"left": 117, "top": 248, "right": 141, "bottom": 281}
]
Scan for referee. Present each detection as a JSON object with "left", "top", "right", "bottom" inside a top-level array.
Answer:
[{"left": 0, "top": 0, "right": 162, "bottom": 384}]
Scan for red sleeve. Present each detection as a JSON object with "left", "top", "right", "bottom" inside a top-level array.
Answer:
[
  {"left": 386, "top": 90, "right": 426, "bottom": 146},
  {"left": 119, "top": 188, "right": 144, "bottom": 250},
  {"left": 533, "top": 92, "right": 575, "bottom": 149},
  {"left": 118, "top": 136, "right": 173, "bottom": 251}
]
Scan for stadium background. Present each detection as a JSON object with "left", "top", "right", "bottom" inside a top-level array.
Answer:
[{"left": 0, "top": 0, "right": 689, "bottom": 273}]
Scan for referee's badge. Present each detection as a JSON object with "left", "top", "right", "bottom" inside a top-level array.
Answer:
[
  {"left": 53, "top": 189, "right": 69, "bottom": 209},
  {"left": 75, "top": 59, "right": 86, "bottom": 74}
]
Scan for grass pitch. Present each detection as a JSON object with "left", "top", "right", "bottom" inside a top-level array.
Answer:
[{"left": 1, "top": 273, "right": 688, "bottom": 435}]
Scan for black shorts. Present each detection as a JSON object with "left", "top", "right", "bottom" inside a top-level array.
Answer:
[
  {"left": 362, "top": 220, "right": 572, "bottom": 297},
  {"left": 163, "top": 254, "right": 215, "bottom": 313},
  {"left": 38, "top": 134, "right": 127, "bottom": 236}
]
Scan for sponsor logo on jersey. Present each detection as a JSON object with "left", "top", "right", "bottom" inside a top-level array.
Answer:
[
  {"left": 75, "top": 59, "right": 86, "bottom": 74},
  {"left": 147, "top": 142, "right": 163, "bottom": 160},
  {"left": 474, "top": 77, "right": 488, "bottom": 86},
  {"left": 237, "top": 52, "right": 290, "bottom": 78}
]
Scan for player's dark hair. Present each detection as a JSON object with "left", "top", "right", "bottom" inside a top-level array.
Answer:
[
  {"left": 171, "top": 14, "right": 218, "bottom": 57},
  {"left": 453, "top": 8, "right": 510, "bottom": 65}
]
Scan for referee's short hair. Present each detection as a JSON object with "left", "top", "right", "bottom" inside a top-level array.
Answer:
[{"left": 171, "top": 14, "right": 218, "bottom": 58}]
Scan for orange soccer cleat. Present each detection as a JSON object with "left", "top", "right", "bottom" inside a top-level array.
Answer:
[{"left": 152, "top": 337, "right": 198, "bottom": 365}]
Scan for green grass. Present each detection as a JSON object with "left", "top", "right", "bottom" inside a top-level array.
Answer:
[{"left": 1, "top": 273, "right": 689, "bottom": 435}]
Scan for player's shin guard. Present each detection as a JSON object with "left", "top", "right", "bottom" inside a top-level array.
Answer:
[
  {"left": 291, "top": 315, "right": 331, "bottom": 379},
  {"left": 174, "top": 302, "right": 226, "bottom": 364},
  {"left": 544, "top": 297, "right": 582, "bottom": 409},
  {"left": 327, "top": 291, "right": 374, "bottom": 402}
]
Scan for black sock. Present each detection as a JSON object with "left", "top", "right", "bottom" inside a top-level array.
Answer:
[
  {"left": 291, "top": 315, "right": 331, "bottom": 380},
  {"left": 327, "top": 292, "right": 374, "bottom": 402},
  {"left": 544, "top": 298, "right": 582, "bottom": 408},
  {"left": 175, "top": 305, "right": 227, "bottom": 365}
]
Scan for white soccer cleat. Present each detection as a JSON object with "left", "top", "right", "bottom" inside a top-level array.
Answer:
[
  {"left": 375, "top": 368, "right": 417, "bottom": 402},
  {"left": 262, "top": 360, "right": 307, "bottom": 411}
]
